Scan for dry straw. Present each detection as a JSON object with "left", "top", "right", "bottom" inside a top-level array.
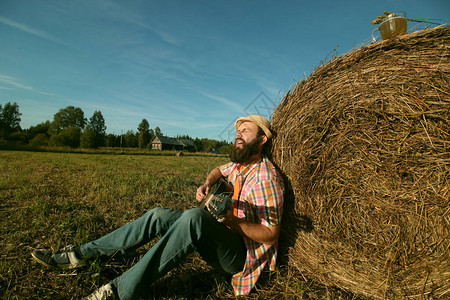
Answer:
[{"left": 272, "top": 26, "right": 449, "bottom": 299}]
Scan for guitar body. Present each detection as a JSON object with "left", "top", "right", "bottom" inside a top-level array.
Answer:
[{"left": 203, "top": 178, "right": 234, "bottom": 221}]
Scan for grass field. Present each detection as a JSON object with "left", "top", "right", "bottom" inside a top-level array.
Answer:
[{"left": 0, "top": 150, "right": 358, "bottom": 299}]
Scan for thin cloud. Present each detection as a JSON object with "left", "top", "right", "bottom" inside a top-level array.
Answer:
[
  {"left": 0, "top": 74, "right": 60, "bottom": 97},
  {"left": 198, "top": 91, "right": 244, "bottom": 113},
  {"left": 0, "top": 16, "right": 66, "bottom": 45},
  {"left": 127, "top": 19, "right": 180, "bottom": 46},
  {"left": 0, "top": 74, "right": 34, "bottom": 91},
  {"left": 61, "top": 0, "right": 180, "bottom": 46}
]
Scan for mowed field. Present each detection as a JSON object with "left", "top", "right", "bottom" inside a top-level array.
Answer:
[{"left": 0, "top": 150, "right": 356, "bottom": 299}]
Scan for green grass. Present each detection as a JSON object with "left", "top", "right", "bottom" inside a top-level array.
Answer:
[{"left": 0, "top": 150, "right": 358, "bottom": 299}]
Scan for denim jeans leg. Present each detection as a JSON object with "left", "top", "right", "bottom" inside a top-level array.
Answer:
[
  {"left": 80, "top": 207, "right": 183, "bottom": 258},
  {"left": 114, "top": 207, "right": 246, "bottom": 300}
]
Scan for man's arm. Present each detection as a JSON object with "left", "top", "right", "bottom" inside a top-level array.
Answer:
[
  {"left": 222, "top": 213, "right": 281, "bottom": 245},
  {"left": 222, "top": 179, "right": 283, "bottom": 246},
  {"left": 196, "top": 166, "right": 225, "bottom": 202}
]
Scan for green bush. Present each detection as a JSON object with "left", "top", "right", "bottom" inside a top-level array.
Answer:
[{"left": 29, "top": 133, "right": 49, "bottom": 148}]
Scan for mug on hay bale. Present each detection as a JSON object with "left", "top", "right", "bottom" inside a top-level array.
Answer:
[
  {"left": 272, "top": 26, "right": 449, "bottom": 299},
  {"left": 372, "top": 11, "right": 408, "bottom": 42}
]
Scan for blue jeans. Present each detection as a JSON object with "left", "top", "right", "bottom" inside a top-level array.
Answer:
[{"left": 80, "top": 207, "right": 246, "bottom": 300}]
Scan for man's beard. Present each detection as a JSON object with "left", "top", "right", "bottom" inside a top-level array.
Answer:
[{"left": 230, "top": 136, "right": 262, "bottom": 164}]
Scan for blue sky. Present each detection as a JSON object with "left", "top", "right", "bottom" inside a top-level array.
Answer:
[{"left": 0, "top": 0, "right": 448, "bottom": 141}]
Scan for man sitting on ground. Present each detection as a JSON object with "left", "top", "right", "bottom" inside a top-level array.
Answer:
[{"left": 31, "top": 115, "right": 284, "bottom": 299}]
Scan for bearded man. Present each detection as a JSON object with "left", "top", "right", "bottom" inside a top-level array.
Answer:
[{"left": 31, "top": 115, "right": 284, "bottom": 300}]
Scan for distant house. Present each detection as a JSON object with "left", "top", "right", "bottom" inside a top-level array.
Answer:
[{"left": 151, "top": 134, "right": 196, "bottom": 152}]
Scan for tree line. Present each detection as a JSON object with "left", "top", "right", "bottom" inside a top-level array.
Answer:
[{"left": 0, "top": 102, "right": 232, "bottom": 153}]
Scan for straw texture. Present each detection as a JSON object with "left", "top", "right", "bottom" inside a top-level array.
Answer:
[{"left": 272, "top": 26, "right": 449, "bottom": 299}]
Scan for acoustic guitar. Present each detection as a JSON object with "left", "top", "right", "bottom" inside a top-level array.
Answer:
[{"left": 202, "top": 177, "right": 234, "bottom": 221}]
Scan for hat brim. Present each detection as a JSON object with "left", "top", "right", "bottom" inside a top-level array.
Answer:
[{"left": 234, "top": 116, "right": 273, "bottom": 139}]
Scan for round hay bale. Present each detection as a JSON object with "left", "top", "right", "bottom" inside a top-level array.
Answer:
[{"left": 272, "top": 26, "right": 449, "bottom": 299}]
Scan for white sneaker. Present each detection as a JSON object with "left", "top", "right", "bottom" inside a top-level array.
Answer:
[
  {"left": 31, "top": 244, "right": 86, "bottom": 269},
  {"left": 83, "top": 283, "right": 117, "bottom": 300}
]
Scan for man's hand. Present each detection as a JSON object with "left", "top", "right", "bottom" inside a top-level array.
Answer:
[
  {"left": 197, "top": 166, "right": 225, "bottom": 202},
  {"left": 196, "top": 184, "right": 210, "bottom": 202}
]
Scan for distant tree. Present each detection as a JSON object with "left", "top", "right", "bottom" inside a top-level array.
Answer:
[
  {"left": 8, "top": 131, "right": 26, "bottom": 144},
  {"left": 88, "top": 110, "right": 106, "bottom": 148},
  {"left": 80, "top": 125, "right": 96, "bottom": 148},
  {"left": 90, "top": 111, "right": 106, "bottom": 131},
  {"left": 29, "top": 133, "right": 49, "bottom": 148},
  {"left": 50, "top": 127, "right": 81, "bottom": 148},
  {"left": 138, "top": 119, "right": 150, "bottom": 133},
  {"left": 105, "top": 133, "right": 120, "bottom": 147},
  {"left": 176, "top": 134, "right": 192, "bottom": 140},
  {"left": 50, "top": 106, "right": 86, "bottom": 134},
  {"left": 138, "top": 132, "right": 147, "bottom": 149},
  {"left": 193, "top": 137, "right": 231, "bottom": 153},
  {"left": 49, "top": 134, "right": 65, "bottom": 147},
  {"left": 194, "top": 138, "right": 203, "bottom": 152},
  {"left": 26, "top": 120, "right": 51, "bottom": 142},
  {"left": 138, "top": 119, "right": 150, "bottom": 149},
  {"left": 0, "top": 104, "right": 3, "bottom": 135},
  {"left": 219, "top": 144, "right": 233, "bottom": 154},
  {"left": 124, "top": 130, "right": 138, "bottom": 148},
  {"left": 154, "top": 127, "right": 162, "bottom": 137},
  {"left": 0, "top": 102, "right": 22, "bottom": 138},
  {"left": 196, "top": 138, "right": 216, "bottom": 152}
]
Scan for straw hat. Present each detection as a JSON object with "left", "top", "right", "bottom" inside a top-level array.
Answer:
[{"left": 234, "top": 115, "right": 273, "bottom": 139}]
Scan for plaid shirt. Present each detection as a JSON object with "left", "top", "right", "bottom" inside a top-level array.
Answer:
[{"left": 220, "top": 155, "right": 284, "bottom": 296}]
